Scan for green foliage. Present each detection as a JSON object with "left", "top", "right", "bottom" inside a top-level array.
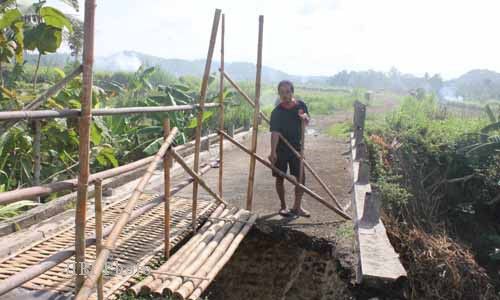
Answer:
[
  {"left": 0, "top": 200, "right": 39, "bottom": 220},
  {"left": 326, "top": 121, "right": 352, "bottom": 138}
]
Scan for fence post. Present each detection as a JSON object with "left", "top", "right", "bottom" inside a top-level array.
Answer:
[
  {"left": 163, "top": 119, "right": 171, "bottom": 259},
  {"left": 33, "top": 120, "right": 41, "bottom": 203},
  {"left": 353, "top": 100, "right": 366, "bottom": 145}
]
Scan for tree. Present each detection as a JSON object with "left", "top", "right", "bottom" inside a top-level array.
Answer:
[
  {"left": 0, "top": 6, "right": 24, "bottom": 86},
  {"left": 65, "top": 16, "right": 83, "bottom": 62}
]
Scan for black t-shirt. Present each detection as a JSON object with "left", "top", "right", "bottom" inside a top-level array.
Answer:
[{"left": 269, "top": 100, "right": 309, "bottom": 157}]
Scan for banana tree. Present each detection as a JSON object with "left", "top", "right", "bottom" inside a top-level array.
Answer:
[{"left": 0, "top": 6, "right": 24, "bottom": 86}]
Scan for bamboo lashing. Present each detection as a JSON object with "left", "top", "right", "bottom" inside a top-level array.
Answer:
[
  {"left": 75, "top": 0, "right": 96, "bottom": 292},
  {"left": 0, "top": 157, "right": 216, "bottom": 297},
  {"left": 218, "top": 14, "right": 225, "bottom": 197},
  {"left": 218, "top": 130, "right": 351, "bottom": 220},
  {"left": 94, "top": 179, "right": 104, "bottom": 300},
  {"left": 221, "top": 71, "right": 344, "bottom": 211},
  {"left": 246, "top": 15, "right": 264, "bottom": 211},
  {"left": 74, "top": 128, "right": 179, "bottom": 300},
  {"left": 192, "top": 9, "right": 222, "bottom": 232},
  {"left": 169, "top": 149, "right": 227, "bottom": 206},
  {"left": 163, "top": 119, "right": 172, "bottom": 259}
]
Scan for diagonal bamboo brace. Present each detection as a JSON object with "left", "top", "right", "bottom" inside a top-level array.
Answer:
[
  {"left": 75, "top": 128, "right": 179, "bottom": 300},
  {"left": 218, "top": 130, "right": 351, "bottom": 220},
  {"left": 169, "top": 149, "right": 228, "bottom": 206},
  {"left": 222, "top": 70, "right": 344, "bottom": 211}
]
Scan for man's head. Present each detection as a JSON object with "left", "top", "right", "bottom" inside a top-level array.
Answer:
[{"left": 278, "top": 80, "right": 294, "bottom": 102}]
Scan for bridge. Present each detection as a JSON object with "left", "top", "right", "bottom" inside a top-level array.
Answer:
[{"left": 0, "top": 5, "right": 405, "bottom": 300}]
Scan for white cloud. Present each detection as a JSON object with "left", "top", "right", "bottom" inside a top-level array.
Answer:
[{"left": 46, "top": 0, "right": 500, "bottom": 79}]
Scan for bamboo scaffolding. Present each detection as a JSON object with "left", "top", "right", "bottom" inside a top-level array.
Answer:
[
  {"left": 169, "top": 149, "right": 227, "bottom": 206},
  {"left": 192, "top": 9, "right": 222, "bottom": 232},
  {"left": 0, "top": 132, "right": 221, "bottom": 205},
  {"left": 0, "top": 160, "right": 217, "bottom": 297},
  {"left": 0, "top": 66, "right": 83, "bottom": 135},
  {"left": 0, "top": 103, "right": 220, "bottom": 121},
  {"left": 222, "top": 71, "right": 344, "bottom": 211},
  {"left": 75, "top": 128, "right": 179, "bottom": 300},
  {"left": 188, "top": 214, "right": 258, "bottom": 300},
  {"left": 75, "top": 0, "right": 96, "bottom": 292},
  {"left": 129, "top": 205, "right": 228, "bottom": 296},
  {"left": 218, "top": 14, "right": 225, "bottom": 197},
  {"left": 163, "top": 119, "right": 172, "bottom": 259},
  {"left": 218, "top": 130, "right": 351, "bottom": 220},
  {"left": 246, "top": 15, "right": 263, "bottom": 211},
  {"left": 94, "top": 179, "right": 104, "bottom": 300}
]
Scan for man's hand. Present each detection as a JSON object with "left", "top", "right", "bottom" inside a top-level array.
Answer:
[
  {"left": 269, "top": 151, "right": 277, "bottom": 165},
  {"left": 299, "top": 113, "right": 310, "bottom": 126}
]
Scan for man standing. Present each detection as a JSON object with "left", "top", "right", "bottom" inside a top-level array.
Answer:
[{"left": 269, "top": 80, "right": 311, "bottom": 217}]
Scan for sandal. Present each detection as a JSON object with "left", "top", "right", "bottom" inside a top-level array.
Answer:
[
  {"left": 291, "top": 208, "right": 311, "bottom": 218},
  {"left": 279, "top": 208, "right": 293, "bottom": 217}
]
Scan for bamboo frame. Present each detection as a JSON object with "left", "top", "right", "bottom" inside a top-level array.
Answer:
[
  {"left": 218, "top": 130, "right": 351, "bottom": 220},
  {"left": 192, "top": 9, "right": 221, "bottom": 232},
  {"left": 75, "top": 0, "right": 96, "bottom": 292},
  {"left": 222, "top": 71, "right": 344, "bottom": 211},
  {"left": 75, "top": 128, "right": 179, "bottom": 300},
  {"left": 0, "top": 160, "right": 217, "bottom": 297},
  {"left": 163, "top": 119, "right": 171, "bottom": 259},
  {"left": 0, "top": 103, "right": 220, "bottom": 121},
  {"left": 246, "top": 15, "right": 264, "bottom": 211},
  {"left": 218, "top": 14, "right": 225, "bottom": 197},
  {"left": 94, "top": 179, "right": 104, "bottom": 300}
]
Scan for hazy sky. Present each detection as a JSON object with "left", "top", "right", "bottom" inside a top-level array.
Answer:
[{"left": 46, "top": 0, "right": 500, "bottom": 79}]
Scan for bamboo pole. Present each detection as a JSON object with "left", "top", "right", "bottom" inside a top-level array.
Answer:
[
  {"left": 0, "top": 103, "right": 221, "bottom": 121},
  {"left": 218, "top": 130, "right": 351, "bottom": 220},
  {"left": 163, "top": 119, "right": 172, "bottom": 259},
  {"left": 192, "top": 9, "right": 221, "bottom": 232},
  {"left": 161, "top": 210, "right": 248, "bottom": 296},
  {"left": 94, "top": 179, "right": 104, "bottom": 300},
  {"left": 0, "top": 133, "right": 220, "bottom": 206},
  {"left": 299, "top": 119, "right": 305, "bottom": 185},
  {"left": 173, "top": 211, "right": 253, "bottom": 299},
  {"left": 188, "top": 214, "right": 258, "bottom": 300},
  {"left": 75, "top": 128, "right": 178, "bottom": 300},
  {"left": 0, "top": 157, "right": 218, "bottom": 297},
  {"left": 218, "top": 14, "right": 225, "bottom": 197},
  {"left": 135, "top": 206, "right": 229, "bottom": 296},
  {"left": 246, "top": 15, "right": 264, "bottom": 211},
  {"left": 75, "top": 0, "right": 96, "bottom": 292},
  {"left": 33, "top": 120, "right": 41, "bottom": 203},
  {"left": 129, "top": 205, "right": 226, "bottom": 296},
  {"left": 170, "top": 149, "right": 227, "bottom": 206},
  {"left": 222, "top": 71, "right": 344, "bottom": 210}
]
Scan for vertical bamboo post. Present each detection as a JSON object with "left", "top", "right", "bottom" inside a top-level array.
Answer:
[
  {"left": 94, "top": 179, "right": 104, "bottom": 300},
  {"left": 163, "top": 119, "right": 171, "bottom": 259},
  {"left": 75, "top": 0, "right": 96, "bottom": 292},
  {"left": 218, "top": 14, "right": 225, "bottom": 197},
  {"left": 246, "top": 15, "right": 264, "bottom": 211},
  {"left": 299, "top": 119, "right": 305, "bottom": 185},
  {"left": 33, "top": 120, "right": 41, "bottom": 203},
  {"left": 192, "top": 9, "right": 221, "bottom": 231}
]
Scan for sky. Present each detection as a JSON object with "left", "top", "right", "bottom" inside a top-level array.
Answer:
[{"left": 42, "top": 0, "right": 500, "bottom": 79}]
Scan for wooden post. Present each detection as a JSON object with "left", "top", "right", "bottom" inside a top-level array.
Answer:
[
  {"left": 94, "top": 179, "right": 104, "bottom": 300},
  {"left": 75, "top": 0, "right": 96, "bottom": 293},
  {"left": 192, "top": 9, "right": 221, "bottom": 231},
  {"left": 299, "top": 119, "right": 305, "bottom": 185},
  {"left": 218, "top": 14, "right": 225, "bottom": 197},
  {"left": 246, "top": 15, "right": 263, "bottom": 211},
  {"left": 163, "top": 119, "right": 171, "bottom": 259},
  {"left": 33, "top": 120, "right": 41, "bottom": 203}
]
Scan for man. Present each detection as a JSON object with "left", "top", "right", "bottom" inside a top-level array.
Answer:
[{"left": 269, "top": 80, "right": 311, "bottom": 217}]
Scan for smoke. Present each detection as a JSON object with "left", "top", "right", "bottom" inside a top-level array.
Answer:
[{"left": 96, "top": 52, "right": 143, "bottom": 72}]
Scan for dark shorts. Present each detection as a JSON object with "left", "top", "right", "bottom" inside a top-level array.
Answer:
[{"left": 272, "top": 152, "right": 305, "bottom": 181}]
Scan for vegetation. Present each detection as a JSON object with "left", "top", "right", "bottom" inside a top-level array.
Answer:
[{"left": 366, "top": 95, "right": 500, "bottom": 298}]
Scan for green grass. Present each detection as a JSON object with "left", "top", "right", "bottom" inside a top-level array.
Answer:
[{"left": 326, "top": 121, "right": 352, "bottom": 139}]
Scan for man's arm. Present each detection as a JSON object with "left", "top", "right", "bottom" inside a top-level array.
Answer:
[{"left": 269, "top": 131, "right": 280, "bottom": 163}]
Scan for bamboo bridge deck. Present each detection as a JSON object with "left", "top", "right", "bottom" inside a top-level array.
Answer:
[{"left": 0, "top": 193, "right": 219, "bottom": 299}]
